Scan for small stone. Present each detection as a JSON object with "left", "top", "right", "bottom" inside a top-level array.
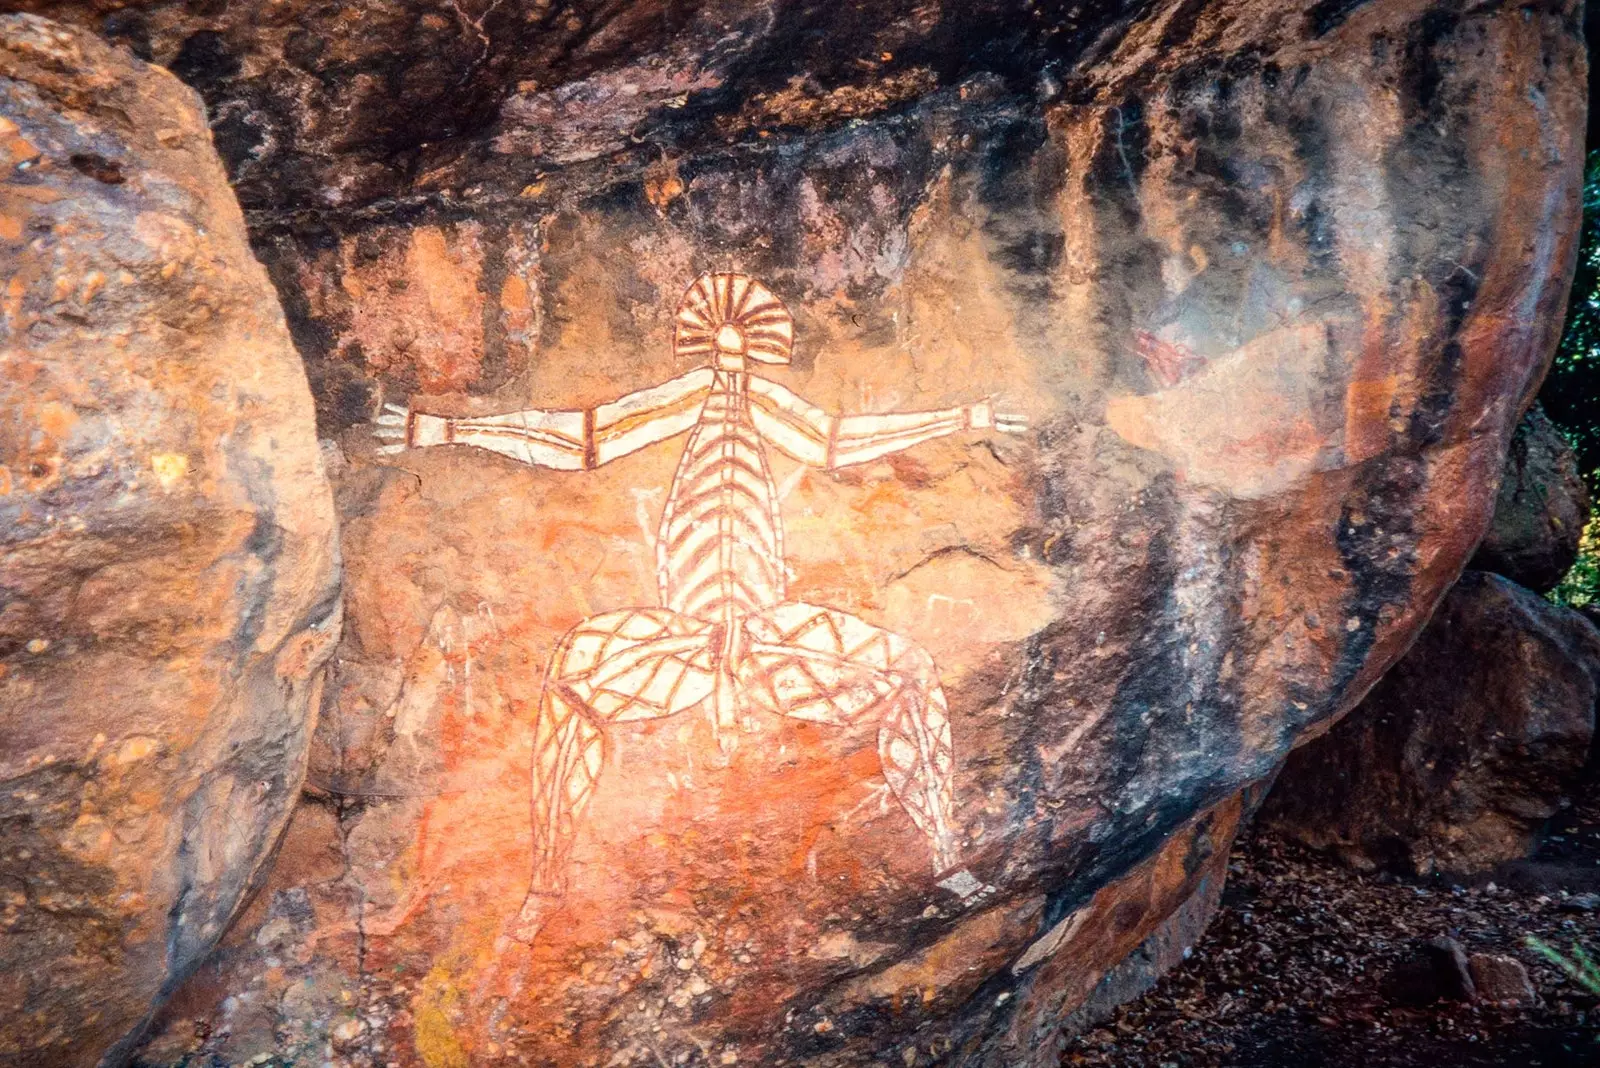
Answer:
[
  {"left": 1469, "top": 953, "right": 1537, "bottom": 1006},
  {"left": 331, "top": 1017, "right": 368, "bottom": 1052},
  {"left": 1560, "top": 892, "right": 1600, "bottom": 912}
]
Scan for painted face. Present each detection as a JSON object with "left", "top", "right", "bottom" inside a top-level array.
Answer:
[
  {"left": 714, "top": 323, "right": 749, "bottom": 371},
  {"left": 675, "top": 271, "right": 794, "bottom": 368}
]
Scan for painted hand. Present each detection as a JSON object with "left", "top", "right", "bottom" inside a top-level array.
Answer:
[
  {"left": 969, "top": 398, "right": 1028, "bottom": 435},
  {"left": 374, "top": 402, "right": 410, "bottom": 454}
]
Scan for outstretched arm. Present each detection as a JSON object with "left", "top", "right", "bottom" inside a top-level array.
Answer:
[
  {"left": 375, "top": 368, "right": 715, "bottom": 469},
  {"left": 746, "top": 377, "right": 1026, "bottom": 468}
]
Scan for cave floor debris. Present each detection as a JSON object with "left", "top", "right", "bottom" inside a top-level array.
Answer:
[{"left": 1062, "top": 774, "right": 1600, "bottom": 1067}]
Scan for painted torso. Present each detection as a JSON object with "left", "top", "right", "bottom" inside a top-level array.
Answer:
[{"left": 655, "top": 369, "right": 787, "bottom": 628}]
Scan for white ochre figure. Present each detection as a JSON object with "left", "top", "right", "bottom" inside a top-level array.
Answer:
[{"left": 376, "top": 272, "right": 1026, "bottom": 942}]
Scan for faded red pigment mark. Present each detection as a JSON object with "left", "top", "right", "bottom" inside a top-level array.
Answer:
[{"left": 1134, "top": 329, "right": 1206, "bottom": 387}]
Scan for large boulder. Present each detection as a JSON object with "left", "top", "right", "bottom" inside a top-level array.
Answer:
[
  {"left": 1470, "top": 402, "right": 1592, "bottom": 593},
  {"left": 1262, "top": 571, "right": 1600, "bottom": 876},
  {"left": 13, "top": 0, "right": 1583, "bottom": 1064},
  {"left": 0, "top": 17, "right": 339, "bottom": 1068}
]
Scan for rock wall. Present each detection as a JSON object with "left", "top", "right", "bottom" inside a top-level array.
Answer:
[
  {"left": 0, "top": 0, "right": 1587, "bottom": 1065},
  {"left": 0, "top": 17, "right": 340, "bottom": 1067}
]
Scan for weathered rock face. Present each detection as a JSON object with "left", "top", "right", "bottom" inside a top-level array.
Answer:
[
  {"left": 15, "top": 0, "right": 1582, "bottom": 1064},
  {"left": 8, "top": 0, "right": 1157, "bottom": 219},
  {"left": 0, "top": 17, "right": 340, "bottom": 1068},
  {"left": 1262, "top": 572, "right": 1600, "bottom": 876},
  {"left": 1470, "top": 401, "right": 1592, "bottom": 593}
]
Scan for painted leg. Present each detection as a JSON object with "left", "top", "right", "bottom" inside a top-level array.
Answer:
[
  {"left": 512, "top": 608, "right": 720, "bottom": 943},
  {"left": 514, "top": 683, "right": 604, "bottom": 941},
  {"left": 873, "top": 646, "right": 961, "bottom": 875},
  {"left": 739, "top": 603, "right": 967, "bottom": 884}
]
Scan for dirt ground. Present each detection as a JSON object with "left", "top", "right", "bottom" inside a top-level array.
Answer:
[{"left": 1060, "top": 777, "right": 1600, "bottom": 1067}]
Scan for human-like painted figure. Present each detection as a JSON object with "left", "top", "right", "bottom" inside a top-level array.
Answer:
[{"left": 377, "top": 272, "right": 1026, "bottom": 941}]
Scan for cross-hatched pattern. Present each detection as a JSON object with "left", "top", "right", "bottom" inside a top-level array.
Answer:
[{"left": 559, "top": 608, "right": 720, "bottom": 722}]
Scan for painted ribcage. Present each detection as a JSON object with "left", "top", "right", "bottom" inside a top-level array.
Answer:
[{"left": 657, "top": 375, "right": 787, "bottom": 624}]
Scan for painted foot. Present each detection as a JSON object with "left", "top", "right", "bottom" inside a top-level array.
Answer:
[
  {"left": 507, "top": 889, "right": 561, "bottom": 944},
  {"left": 937, "top": 868, "right": 997, "bottom": 907}
]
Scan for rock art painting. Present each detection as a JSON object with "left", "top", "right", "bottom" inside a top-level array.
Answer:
[
  {"left": 376, "top": 273, "right": 1024, "bottom": 940},
  {"left": 22, "top": 0, "right": 1570, "bottom": 1064}
]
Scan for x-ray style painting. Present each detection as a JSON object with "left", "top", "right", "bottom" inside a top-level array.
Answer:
[{"left": 378, "top": 273, "right": 1026, "bottom": 939}]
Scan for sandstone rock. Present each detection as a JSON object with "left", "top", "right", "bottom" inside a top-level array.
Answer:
[
  {"left": 0, "top": 16, "right": 339, "bottom": 1067},
  {"left": 1468, "top": 953, "right": 1538, "bottom": 1007},
  {"left": 38, "top": 0, "right": 1576, "bottom": 1064},
  {"left": 1262, "top": 572, "right": 1600, "bottom": 877},
  {"left": 1470, "top": 402, "right": 1592, "bottom": 593}
]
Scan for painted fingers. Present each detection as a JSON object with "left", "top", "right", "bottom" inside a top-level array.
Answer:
[{"left": 374, "top": 402, "right": 409, "bottom": 454}]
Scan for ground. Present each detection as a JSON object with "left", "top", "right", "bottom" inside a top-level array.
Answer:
[{"left": 1062, "top": 773, "right": 1600, "bottom": 1067}]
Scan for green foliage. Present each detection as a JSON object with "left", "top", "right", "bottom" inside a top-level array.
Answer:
[
  {"left": 1542, "top": 152, "right": 1600, "bottom": 608},
  {"left": 1551, "top": 515, "right": 1600, "bottom": 609},
  {"left": 1542, "top": 152, "right": 1600, "bottom": 491},
  {"left": 1525, "top": 934, "right": 1600, "bottom": 996}
]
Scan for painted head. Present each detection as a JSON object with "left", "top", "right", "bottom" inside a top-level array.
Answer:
[{"left": 674, "top": 272, "right": 794, "bottom": 371}]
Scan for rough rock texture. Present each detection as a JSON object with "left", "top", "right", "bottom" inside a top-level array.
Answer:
[
  {"left": 1262, "top": 572, "right": 1600, "bottom": 877},
  {"left": 12, "top": 0, "right": 1578, "bottom": 1064},
  {"left": 0, "top": 17, "right": 340, "bottom": 1068},
  {"left": 1470, "top": 402, "right": 1592, "bottom": 593},
  {"left": 1058, "top": 774, "right": 1278, "bottom": 1036},
  {"left": 1467, "top": 953, "right": 1538, "bottom": 1008},
  {"left": 9, "top": 0, "right": 1165, "bottom": 220}
]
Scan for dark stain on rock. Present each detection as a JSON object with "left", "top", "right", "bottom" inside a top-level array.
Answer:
[
  {"left": 99, "top": 8, "right": 152, "bottom": 62},
  {"left": 1285, "top": 95, "right": 1340, "bottom": 269},
  {"left": 169, "top": 30, "right": 239, "bottom": 93},
  {"left": 1397, "top": 6, "right": 1462, "bottom": 117},
  {"left": 1306, "top": 0, "right": 1375, "bottom": 37},
  {"left": 1097, "top": 96, "right": 1149, "bottom": 219},
  {"left": 68, "top": 152, "right": 124, "bottom": 184},
  {"left": 1331, "top": 459, "right": 1423, "bottom": 697},
  {"left": 475, "top": 224, "right": 512, "bottom": 393}
]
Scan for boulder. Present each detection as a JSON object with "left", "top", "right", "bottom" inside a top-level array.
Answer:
[
  {"left": 1262, "top": 572, "right": 1600, "bottom": 876},
  {"left": 14, "top": 0, "right": 1585, "bottom": 1064},
  {"left": 0, "top": 16, "right": 339, "bottom": 1067},
  {"left": 1470, "top": 402, "right": 1592, "bottom": 593}
]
